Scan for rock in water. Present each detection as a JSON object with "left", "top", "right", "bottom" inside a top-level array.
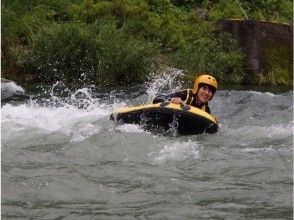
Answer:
[{"left": 1, "top": 78, "right": 27, "bottom": 101}]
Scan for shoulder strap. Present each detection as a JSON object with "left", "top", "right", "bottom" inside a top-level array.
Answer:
[{"left": 184, "top": 89, "right": 194, "bottom": 105}]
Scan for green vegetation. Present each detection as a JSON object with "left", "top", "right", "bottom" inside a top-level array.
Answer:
[
  {"left": 260, "top": 39, "right": 293, "bottom": 85},
  {"left": 2, "top": 0, "right": 293, "bottom": 86}
]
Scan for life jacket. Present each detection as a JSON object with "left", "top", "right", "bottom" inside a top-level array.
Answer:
[
  {"left": 182, "top": 89, "right": 208, "bottom": 112},
  {"left": 152, "top": 89, "right": 210, "bottom": 113}
]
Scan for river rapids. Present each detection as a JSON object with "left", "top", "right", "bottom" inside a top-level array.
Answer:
[{"left": 1, "top": 71, "right": 293, "bottom": 219}]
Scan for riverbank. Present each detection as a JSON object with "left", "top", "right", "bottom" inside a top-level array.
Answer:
[{"left": 2, "top": 0, "right": 293, "bottom": 87}]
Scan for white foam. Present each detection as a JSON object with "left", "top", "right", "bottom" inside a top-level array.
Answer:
[
  {"left": 151, "top": 140, "right": 202, "bottom": 163},
  {"left": 225, "top": 121, "right": 294, "bottom": 146},
  {"left": 70, "top": 124, "right": 101, "bottom": 143},
  {"left": 266, "top": 122, "right": 294, "bottom": 137},
  {"left": 241, "top": 146, "right": 273, "bottom": 152},
  {"left": 1, "top": 101, "right": 109, "bottom": 135},
  {"left": 248, "top": 90, "right": 275, "bottom": 97},
  {"left": 116, "top": 124, "right": 146, "bottom": 133}
]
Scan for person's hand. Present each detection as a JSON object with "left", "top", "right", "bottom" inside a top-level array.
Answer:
[{"left": 170, "top": 97, "right": 183, "bottom": 104}]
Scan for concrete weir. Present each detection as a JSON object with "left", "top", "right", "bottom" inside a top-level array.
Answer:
[{"left": 218, "top": 19, "right": 293, "bottom": 83}]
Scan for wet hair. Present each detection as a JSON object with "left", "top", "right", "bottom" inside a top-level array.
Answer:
[{"left": 198, "top": 83, "right": 216, "bottom": 94}]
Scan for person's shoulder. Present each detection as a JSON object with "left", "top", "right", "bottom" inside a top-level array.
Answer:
[{"left": 178, "top": 89, "right": 191, "bottom": 94}]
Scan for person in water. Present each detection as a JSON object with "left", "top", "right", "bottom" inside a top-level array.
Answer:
[{"left": 152, "top": 74, "right": 218, "bottom": 121}]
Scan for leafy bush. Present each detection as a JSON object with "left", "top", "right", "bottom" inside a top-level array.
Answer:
[
  {"left": 207, "top": 0, "right": 246, "bottom": 20},
  {"left": 2, "top": 0, "right": 292, "bottom": 86},
  {"left": 259, "top": 38, "right": 293, "bottom": 85},
  {"left": 22, "top": 22, "right": 156, "bottom": 85},
  {"left": 244, "top": 0, "right": 293, "bottom": 23},
  {"left": 1, "top": 4, "right": 50, "bottom": 76},
  {"left": 168, "top": 28, "right": 245, "bottom": 84},
  {"left": 92, "top": 21, "right": 157, "bottom": 85}
]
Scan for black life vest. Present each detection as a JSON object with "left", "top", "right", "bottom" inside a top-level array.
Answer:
[{"left": 183, "top": 89, "right": 209, "bottom": 112}]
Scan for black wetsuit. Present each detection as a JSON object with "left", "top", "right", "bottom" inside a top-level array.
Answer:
[{"left": 152, "top": 89, "right": 211, "bottom": 113}]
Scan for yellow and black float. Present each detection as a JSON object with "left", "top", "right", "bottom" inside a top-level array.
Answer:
[{"left": 110, "top": 102, "right": 218, "bottom": 135}]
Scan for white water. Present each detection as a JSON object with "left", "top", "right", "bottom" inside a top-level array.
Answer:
[{"left": 1, "top": 70, "right": 293, "bottom": 219}]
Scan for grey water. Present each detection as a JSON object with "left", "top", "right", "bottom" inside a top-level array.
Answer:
[{"left": 1, "top": 73, "right": 293, "bottom": 219}]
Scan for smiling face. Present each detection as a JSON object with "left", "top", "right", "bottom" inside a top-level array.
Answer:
[{"left": 196, "top": 84, "right": 214, "bottom": 103}]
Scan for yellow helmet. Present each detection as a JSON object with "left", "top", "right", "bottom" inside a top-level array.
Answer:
[{"left": 193, "top": 74, "right": 218, "bottom": 93}]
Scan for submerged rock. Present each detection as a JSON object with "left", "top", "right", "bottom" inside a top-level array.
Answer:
[{"left": 1, "top": 78, "right": 28, "bottom": 101}]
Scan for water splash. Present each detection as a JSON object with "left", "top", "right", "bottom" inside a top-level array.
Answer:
[
  {"left": 2, "top": 76, "right": 293, "bottom": 143},
  {"left": 70, "top": 123, "right": 102, "bottom": 143},
  {"left": 1, "top": 83, "right": 118, "bottom": 142},
  {"left": 145, "top": 68, "right": 185, "bottom": 102},
  {"left": 1, "top": 78, "right": 27, "bottom": 101},
  {"left": 248, "top": 90, "right": 276, "bottom": 97},
  {"left": 115, "top": 124, "right": 146, "bottom": 133},
  {"left": 150, "top": 139, "right": 202, "bottom": 163},
  {"left": 1, "top": 101, "right": 107, "bottom": 132}
]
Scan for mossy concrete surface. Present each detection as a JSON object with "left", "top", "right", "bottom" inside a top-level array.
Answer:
[{"left": 219, "top": 19, "right": 293, "bottom": 85}]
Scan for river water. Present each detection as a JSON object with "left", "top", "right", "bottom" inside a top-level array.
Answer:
[{"left": 1, "top": 72, "right": 293, "bottom": 219}]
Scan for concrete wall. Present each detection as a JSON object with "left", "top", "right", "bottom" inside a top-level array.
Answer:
[{"left": 218, "top": 19, "right": 293, "bottom": 82}]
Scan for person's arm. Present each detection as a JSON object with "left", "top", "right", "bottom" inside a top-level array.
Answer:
[
  {"left": 152, "top": 94, "right": 170, "bottom": 104},
  {"left": 152, "top": 90, "right": 188, "bottom": 104}
]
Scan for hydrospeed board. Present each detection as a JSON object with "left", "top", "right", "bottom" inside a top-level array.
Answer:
[{"left": 110, "top": 102, "right": 218, "bottom": 135}]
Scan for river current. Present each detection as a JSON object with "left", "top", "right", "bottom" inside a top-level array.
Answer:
[{"left": 1, "top": 72, "right": 293, "bottom": 219}]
